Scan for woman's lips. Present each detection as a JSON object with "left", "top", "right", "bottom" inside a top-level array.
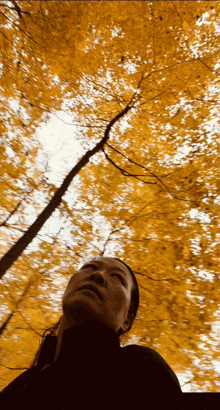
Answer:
[{"left": 78, "top": 284, "right": 102, "bottom": 300}]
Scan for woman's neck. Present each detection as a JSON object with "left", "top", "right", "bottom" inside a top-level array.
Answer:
[{"left": 53, "top": 316, "right": 121, "bottom": 365}]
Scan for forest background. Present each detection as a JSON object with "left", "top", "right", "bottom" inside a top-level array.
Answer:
[{"left": 1, "top": 0, "right": 220, "bottom": 392}]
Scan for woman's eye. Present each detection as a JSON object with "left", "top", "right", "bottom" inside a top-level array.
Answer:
[
  {"left": 84, "top": 264, "right": 96, "bottom": 270},
  {"left": 112, "top": 273, "right": 124, "bottom": 284}
]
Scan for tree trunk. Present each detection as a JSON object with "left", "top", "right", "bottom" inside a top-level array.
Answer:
[
  {"left": 0, "top": 312, "right": 15, "bottom": 336},
  {"left": 0, "top": 272, "right": 40, "bottom": 335},
  {"left": 0, "top": 106, "right": 131, "bottom": 279}
]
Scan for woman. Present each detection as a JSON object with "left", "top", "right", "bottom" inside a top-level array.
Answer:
[{"left": 1, "top": 256, "right": 182, "bottom": 409}]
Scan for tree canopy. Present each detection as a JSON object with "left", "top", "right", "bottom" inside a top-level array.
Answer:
[{"left": 1, "top": 1, "right": 220, "bottom": 392}]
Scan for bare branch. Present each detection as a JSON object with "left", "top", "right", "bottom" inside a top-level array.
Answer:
[
  {"left": 0, "top": 29, "right": 13, "bottom": 44},
  {"left": 0, "top": 200, "right": 22, "bottom": 227},
  {"left": 181, "top": 378, "right": 194, "bottom": 388},
  {"left": 0, "top": 10, "right": 40, "bottom": 46},
  {"left": 142, "top": 57, "right": 213, "bottom": 81},
  {"left": 16, "top": 310, "right": 42, "bottom": 336},
  {"left": 102, "top": 147, "right": 158, "bottom": 185},
  {"left": 134, "top": 270, "right": 179, "bottom": 284},
  {"left": 11, "top": 1, "right": 30, "bottom": 17}
]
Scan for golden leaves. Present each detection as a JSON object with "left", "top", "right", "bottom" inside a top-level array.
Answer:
[{"left": 1, "top": 0, "right": 220, "bottom": 392}]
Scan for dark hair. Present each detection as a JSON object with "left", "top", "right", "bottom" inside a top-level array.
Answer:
[
  {"left": 112, "top": 257, "right": 139, "bottom": 335},
  {"left": 32, "top": 257, "right": 139, "bottom": 368}
]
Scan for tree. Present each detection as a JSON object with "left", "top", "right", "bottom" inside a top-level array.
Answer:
[
  {"left": 1, "top": 1, "right": 220, "bottom": 392},
  {"left": 0, "top": 104, "right": 132, "bottom": 278}
]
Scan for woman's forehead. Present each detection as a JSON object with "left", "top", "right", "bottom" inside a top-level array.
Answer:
[{"left": 89, "top": 257, "right": 131, "bottom": 277}]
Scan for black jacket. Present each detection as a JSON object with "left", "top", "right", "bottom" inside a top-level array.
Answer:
[{"left": 1, "top": 320, "right": 182, "bottom": 409}]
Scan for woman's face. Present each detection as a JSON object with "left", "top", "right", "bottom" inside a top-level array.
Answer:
[{"left": 62, "top": 257, "right": 134, "bottom": 334}]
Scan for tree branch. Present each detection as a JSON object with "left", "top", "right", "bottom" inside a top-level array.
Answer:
[
  {"left": 134, "top": 270, "right": 179, "bottom": 283},
  {"left": 0, "top": 105, "right": 131, "bottom": 279},
  {"left": 102, "top": 147, "right": 158, "bottom": 185}
]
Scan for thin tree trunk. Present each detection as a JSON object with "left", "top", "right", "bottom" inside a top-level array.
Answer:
[
  {"left": 0, "top": 106, "right": 131, "bottom": 279},
  {"left": 0, "top": 271, "right": 40, "bottom": 335},
  {"left": 0, "top": 312, "right": 15, "bottom": 336}
]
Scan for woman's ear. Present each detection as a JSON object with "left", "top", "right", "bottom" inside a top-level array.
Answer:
[{"left": 120, "top": 313, "right": 135, "bottom": 334}]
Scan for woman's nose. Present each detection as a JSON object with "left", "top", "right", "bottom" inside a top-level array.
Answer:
[{"left": 89, "top": 271, "right": 105, "bottom": 285}]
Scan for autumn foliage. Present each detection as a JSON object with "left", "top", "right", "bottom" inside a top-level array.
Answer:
[{"left": 1, "top": 1, "right": 220, "bottom": 392}]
